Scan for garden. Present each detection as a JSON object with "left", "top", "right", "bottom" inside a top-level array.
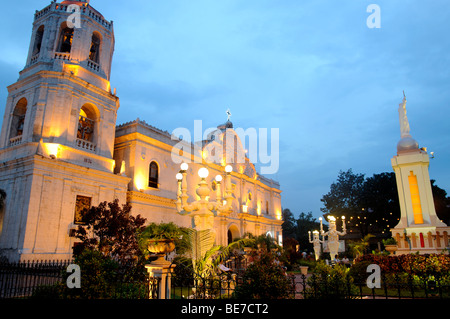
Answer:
[{"left": 1, "top": 200, "right": 449, "bottom": 300}]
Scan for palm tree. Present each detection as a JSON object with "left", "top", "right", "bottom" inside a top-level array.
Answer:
[
  {"left": 349, "top": 234, "right": 374, "bottom": 259},
  {"left": 180, "top": 228, "right": 254, "bottom": 278}
]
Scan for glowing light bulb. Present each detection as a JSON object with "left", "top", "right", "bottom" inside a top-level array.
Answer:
[{"left": 198, "top": 167, "right": 209, "bottom": 179}]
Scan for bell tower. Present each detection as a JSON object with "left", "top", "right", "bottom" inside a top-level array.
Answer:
[
  {"left": 0, "top": 1, "right": 129, "bottom": 261},
  {"left": 0, "top": 0, "right": 118, "bottom": 166}
]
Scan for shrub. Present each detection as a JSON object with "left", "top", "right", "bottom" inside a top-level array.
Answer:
[
  {"left": 354, "top": 253, "right": 450, "bottom": 277},
  {"left": 382, "top": 238, "right": 397, "bottom": 246},
  {"left": 233, "top": 249, "right": 293, "bottom": 299},
  {"left": 304, "top": 262, "right": 357, "bottom": 299},
  {"left": 59, "top": 249, "right": 148, "bottom": 299}
]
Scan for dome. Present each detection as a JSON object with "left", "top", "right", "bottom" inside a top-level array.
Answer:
[{"left": 397, "top": 136, "right": 419, "bottom": 152}]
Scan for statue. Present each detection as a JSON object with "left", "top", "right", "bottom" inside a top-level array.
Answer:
[
  {"left": 319, "top": 216, "right": 346, "bottom": 261},
  {"left": 226, "top": 109, "right": 232, "bottom": 122},
  {"left": 398, "top": 91, "right": 411, "bottom": 138},
  {"left": 308, "top": 230, "right": 324, "bottom": 261}
]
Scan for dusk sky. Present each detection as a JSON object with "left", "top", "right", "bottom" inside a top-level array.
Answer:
[{"left": 0, "top": 0, "right": 449, "bottom": 220}]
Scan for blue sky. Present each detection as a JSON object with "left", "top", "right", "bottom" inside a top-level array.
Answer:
[{"left": 0, "top": 0, "right": 449, "bottom": 220}]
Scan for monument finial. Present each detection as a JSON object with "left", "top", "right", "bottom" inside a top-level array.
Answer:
[
  {"left": 398, "top": 92, "right": 410, "bottom": 138},
  {"left": 226, "top": 109, "right": 232, "bottom": 122},
  {"left": 396, "top": 92, "right": 419, "bottom": 152}
]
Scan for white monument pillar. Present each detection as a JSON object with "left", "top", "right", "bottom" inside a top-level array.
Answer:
[{"left": 390, "top": 93, "right": 450, "bottom": 254}]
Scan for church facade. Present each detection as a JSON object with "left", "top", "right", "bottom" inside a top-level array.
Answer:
[{"left": 0, "top": 1, "right": 282, "bottom": 261}]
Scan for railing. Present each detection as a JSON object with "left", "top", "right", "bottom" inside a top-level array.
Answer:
[
  {"left": 0, "top": 259, "right": 157, "bottom": 299},
  {"left": 30, "top": 53, "right": 40, "bottom": 65},
  {"left": 0, "top": 260, "right": 71, "bottom": 299},
  {"left": 54, "top": 52, "right": 71, "bottom": 61},
  {"left": 170, "top": 263, "right": 238, "bottom": 299},
  {"left": 288, "top": 271, "right": 450, "bottom": 299},
  {"left": 2, "top": 258, "right": 448, "bottom": 299},
  {"left": 35, "top": 2, "right": 113, "bottom": 30},
  {"left": 87, "top": 60, "right": 100, "bottom": 72},
  {"left": 8, "top": 135, "right": 22, "bottom": 147},
  {"left": 76, "top": 138, "right": 96, "bottom": 152}
]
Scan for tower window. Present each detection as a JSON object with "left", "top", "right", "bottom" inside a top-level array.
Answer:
[
  {"left": 9, "top": 98, "right": 27, "bottom": 143},
  {"left": 77, "top": 104, "right": 97, "bottom": 144},
  {"left": 32, "top": 25, "right": 45, "bottom": 57},
  {"left": 148, "top": 161, "right": 159, "bottom": 188},
  {"left": 78, "top": 110, "right": 94, "bottom": 142},
  {"left": 266, "top": 200, "right": 269, "bottom": 215},
  {"left": 57, "top": 24, "right": 74, "bottom": 53},
  {"left": 89, "top": 32, "right": 101, "bottom": 64}
]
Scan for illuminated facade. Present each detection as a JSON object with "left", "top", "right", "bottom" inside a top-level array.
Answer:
[
  {"left": 0, "top": 1, "right": 282, "bottom": 261},
  {"left": 114, "top": 119, "right": 283, "bottom": 247}
]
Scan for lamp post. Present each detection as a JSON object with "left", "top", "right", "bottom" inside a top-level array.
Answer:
[
  {"left": 308, "top": 230, "right": 324, "bottom": 261},
  {"left": 176, "top": 163, "right": 234, "bottom": 231},
  {"left": 319, "top": 215, "right": 347, "bottom": 262}
]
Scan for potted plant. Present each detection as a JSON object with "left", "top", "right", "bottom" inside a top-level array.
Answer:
[
  {"left": 138, "top": 222, "right": 182, "bottom": 265},
  {"left": 382, "top": 238, "right": 398, "bottom": 256}
]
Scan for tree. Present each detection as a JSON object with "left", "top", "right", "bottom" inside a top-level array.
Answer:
[
  {"left": 282, "top": 209, "right": 321, "bottom": 252},
  {"left": 359, "top": 172, "right": 400, "bottom": 235},
  {"left": 348, "top": 234, "right": 375, "bottom": 259},
  {"left": 179, "top": 228, "right": 254, "bottom": 279},
  {"left": 321, "top": 169, "right": 450, "bottom": 239},
  {"left": 431, "top": 180, "right": 450, "bottom": 225},
  {"left": 296, "top": 212, "right": 321, "bottom": 251},
  {"left": 320, "top": 169, "right": 365, "bottom": 217},
  {"left": 282, "top": 208, "right": 296, "bottom": 239},
  {"left": 74, "top": 199, "right": 147, "bottom": 263}
]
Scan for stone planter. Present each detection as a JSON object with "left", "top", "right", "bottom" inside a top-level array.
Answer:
[
  {"left": 147, "top": 239, "right": 176, "bottom": 266},
  {"left": 299, "top": 266, "right": 308, "bottom": 275},
  {"left": 385, "top": 244, "right": 398, "bottom": 256}
]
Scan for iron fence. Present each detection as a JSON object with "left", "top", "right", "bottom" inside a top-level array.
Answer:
[
  {"left": 0, "top": 260, "right": 71, "bottom": 299},
  {"left": 170, "top": 262, "right": 450, "bottom": 300},
  {"left": 0, "top": 259, "right": 158, "bottom": 299},
  {"left": 289, "top": 272, "right": 450, "bottom": 299},
  {"left": 2, "top": 258, "right": 449, "bottom": 299}
]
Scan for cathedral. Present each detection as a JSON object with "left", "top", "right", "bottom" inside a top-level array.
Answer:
[{"left": 0, "top": 1, "right": 282, "bottom": 262}]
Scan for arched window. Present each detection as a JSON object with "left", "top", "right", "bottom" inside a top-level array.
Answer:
[
  {"left": 148, "top": 161, "right": 159, "bottom": 188},
  {"left": 77, "top": 105, "right": 96, "bottom": 142},
  {"left": 9, "top": 98, "right": 27, "bottom": 143},
  {"left": 57, "top": 23, "right": 74, "bottom": 53},
  {"left": 89, "top": 32, "right": 101, "bottom": 63},
  {"left": 32, "top": 25, "right": 45, "bottom": 57}
]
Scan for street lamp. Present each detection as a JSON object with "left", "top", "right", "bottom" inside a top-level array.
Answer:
[
  {"left": 319, "top": 215, "right": 347, "bottom": 262},
  {"left": 176, "top": 163, "right": 234, "bottom": 231}
]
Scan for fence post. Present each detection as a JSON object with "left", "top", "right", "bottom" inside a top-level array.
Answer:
[{"left": 145, "top": 263, "right": 176, "bottom": 299}]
